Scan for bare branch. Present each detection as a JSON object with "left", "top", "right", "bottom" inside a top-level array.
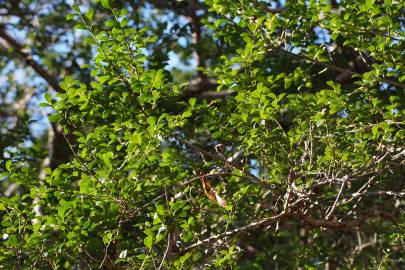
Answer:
[
  {"left": 0, "top": 25, "right": 63, "bottom": 92},
  {"left": 177, "top": 212, "right": 288, "bottom": 255},
  {"left": 274, "top": 47, "right": 405, "bottom": 89},
  {"left": 184, "top": 0, "right": 206, "bottom": 75},
  {"left": 325, "top": 176, "right": 348, "bottom": 220},
  {"left": 348, "top": 191, "right": 405, "bottom": 199},
  {"left": 12, "top": 88, "right": 36, "bottom": 111},
  {"left": 180, "top": 76, "right": 218, "bottom": 99},
  {"left": 261, "top": 6, "right": 285, "bottom": 14},
  {"left": 172, "top": 134, "right": 268, "bottom": 187}
]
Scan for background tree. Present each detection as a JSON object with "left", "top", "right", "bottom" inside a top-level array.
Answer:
[{"left": 0, "top": 0, "right": 404, "bottom": 269}]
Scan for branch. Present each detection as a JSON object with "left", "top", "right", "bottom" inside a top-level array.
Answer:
[
  {"left": 292, "top": 211, "right": 397, "bottom": 230},
  {"left": 259, "top": 22, "right": 404, "bottom": 88},
  {"left": 172, "top": 134, "right": 268, "bottom": 187},
  {"left": 179, "top": 76, "right": 235, "bottom": 100},
  {"left": 176, "top": 208, "right": 397, "bottom": 255},
  {"left": 261, "top": 6, "right": 285, "bottom": 14},
  {"left": 33, "top": 127, "right": 55, "bottom": 218},
  {"left": 198, "top": 90, "right": 235, "bottom": 100},
  {"left": 0, "top": 87, "right": 35, "bottom": 122},
  {"left": 294, "top": 214, "right": 366, "bottom": 229},
  {"left": 180, "top": 76, "right": 218, "bottom": 99},
  {"left": 0, "top": 25, "right": 63, "bottom": 92},
  {"left": 275, "top": 47, "right": 405, "bottom": 89},
  {"left": 12, "top": 88, "right": 36, "bottom": 111},
  {"left": 325, "top": 176, "right": 347, "bottom": 220},
  {"left": 348, "top": 191, "right": 405, "bottom": 199},
  {"left": 177, "top": 212, "right": 288, "bottom": 255},
  {"left": 185, "top": 0, "right": 205, "bottom": 74}
]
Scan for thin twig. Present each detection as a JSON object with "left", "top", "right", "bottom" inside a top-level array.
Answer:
[
  {"left": 157, "top": 232, "right": 171, "bottom": 270},
  {"left": 177, "top": 211, "right": 288, "bottom": 255},
  {"left": 98, "top": 242, "right": 110, "bottom": 268},
  {"left": 172, "top": 134, "right": 268, "bottom": 186},
  {"left": 325, "top": 176, "right": 348, "bottom": 220},
  {"left": 348, "top": 191, "right": 405, "bottom": 199},
  {"left": 0, "top": 25, "right": 63, "bottom": 92}
]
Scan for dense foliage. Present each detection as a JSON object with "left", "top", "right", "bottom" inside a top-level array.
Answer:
[{"left": 0, "top": 0, "right": 404, "bottom": 269}]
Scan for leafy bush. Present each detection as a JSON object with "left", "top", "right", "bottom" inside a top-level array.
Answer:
[{"left": 0, "top": 0, "right": 404, "bottom": 269}]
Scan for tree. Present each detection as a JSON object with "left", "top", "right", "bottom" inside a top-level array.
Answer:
[{"left": 0, "top": 0, "right": 404, "bottom": 269}]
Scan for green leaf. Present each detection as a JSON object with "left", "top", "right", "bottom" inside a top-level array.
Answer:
[
  {"left": 85, "top": 8, "right": 95, "bottom": 20},
  {"left": 103, "top": 232, "right": 113, "bottom": 244},
  {"left": 101, "top": 0, "right": 111, "bottom": 9},
  {"left": 147, "top": 116, "right": 156, "bottom": 126},
  {"left": 241, "top": 113, "right": 248, "bottom": 122},
  {"left": 180, "top": 252, "right": 192, "bottom": 264},
  {"left": 66, "top": 13, "right": 76, "bottom": 20},
  {"left": 105, "top": 19, "right": 116, "bottom": 27},
  {"left": 372, "top": 125, "right": 379, "bottom": 137},
  {"left": 48, "top": 113, "right": 62, "bottom": 123},
  {"left": 74, "top": 22, "right": 87, "bottom": 30},
  {"left": 120, "top": 18, "right": 129, "bottom": 28},
  {"left": 144, "top": 235, "right": 153, "bottom": 249},
  {"left": 182, "top": 110, "right": 192, "bottom": 118},
  {"left": 1, "top": 219, "right": 11, "bottom": 227},
  {"left": 120, "top": 8, "right": 129, "bottom": 16},
  {"left": 67, "top": 232, "right": 76, "bottom": 239},
  {"left": 189, "top": 98, "right": 196, "bottom": 107},
  {"left": 44, "top": 93, "right": 52, "bottom": 104},
  {"left": 72, "top": 5, "right": 81, "bottom": 13},
  {"left": 5, "top": 160, "right": 11, "bottom": 172}
]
